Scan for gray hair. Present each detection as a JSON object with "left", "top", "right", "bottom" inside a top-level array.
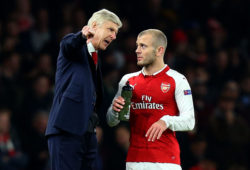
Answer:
[
  {"left": 87, "top": 9, "right": 122, "bottom": 28},
  {"left": 138, "top": 29, "right": 167, "bottom": 49}
]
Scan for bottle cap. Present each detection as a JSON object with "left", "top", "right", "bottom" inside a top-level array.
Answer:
[{"left": 122, "top": 81, "right": 133, "bottom": 91}]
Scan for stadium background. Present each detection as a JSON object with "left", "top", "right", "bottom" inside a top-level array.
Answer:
[{"left": 0, "top": 0, "right": 249, "bottom": 169}]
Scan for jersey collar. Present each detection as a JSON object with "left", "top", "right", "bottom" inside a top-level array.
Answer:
[{"left": 142, "top": 64, "right": 168, "bottom": 76}]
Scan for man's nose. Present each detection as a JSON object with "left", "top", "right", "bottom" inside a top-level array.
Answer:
[
  {"left": 136, "top": 47, "right": 140, "bottom": 53},
  {"left": 111, "top": 33, "right": 116, "bottom": 40}
]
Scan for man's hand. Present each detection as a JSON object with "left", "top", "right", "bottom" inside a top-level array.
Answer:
[
  {"left": 145, "top": 120, "right": 167, "bottom": 142},
  {"left": 112, "top": 96, "right": 125, "bottom": 112},
  {"left": 82, "top": 26, "right": 95, "bottom": 43}
]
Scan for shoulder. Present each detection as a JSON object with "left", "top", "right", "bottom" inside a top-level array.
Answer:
[
  {"left": 166, "top": 69, "right": 187, "bottom": 81},
  {"left": 166, "top": 69, "right": 191, "bottom": 92},
  {"left": 61, "top": 31, "right": 86, "bottom": 43},
  {"left": 119, "top": 71, "right": 141, "bottom": 85},
  {"left": 166, "top": 69, "right": 191, "bottom": 89},
  {"left": 122, "top": 71, "right": 141, "bottom": 81}
]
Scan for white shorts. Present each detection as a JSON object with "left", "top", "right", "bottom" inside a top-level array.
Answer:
[{"left": 126, "top": 162, "right": 182, "bottom": 170}]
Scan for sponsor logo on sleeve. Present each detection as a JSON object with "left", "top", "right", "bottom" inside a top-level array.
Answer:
[{"left": 184, "top": 90, "right": 192, "bottom": 95}]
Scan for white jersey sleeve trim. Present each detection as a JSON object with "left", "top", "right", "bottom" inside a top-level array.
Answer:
[
  {"left": 106, "top": 71, "right": 141, "bottom": 127},
  {"left": 160, "top": 69, "right": 195, "bottom": 131}
]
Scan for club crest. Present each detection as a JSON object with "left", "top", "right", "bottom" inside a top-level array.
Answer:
[{"left": 161, "top": 82, "right": 170, "bottom": 93}]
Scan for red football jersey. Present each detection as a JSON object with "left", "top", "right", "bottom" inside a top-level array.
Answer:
[{"left": 107, "top": 65, "right": 195, "bottom": 164}]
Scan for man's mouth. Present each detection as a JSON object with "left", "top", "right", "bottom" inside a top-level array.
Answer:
[
  {"left": 137, "top": 56, "right": 143, "bottom": 61},
  {"left": 104, "top": 39, "right": 111, "bottom": 46}
]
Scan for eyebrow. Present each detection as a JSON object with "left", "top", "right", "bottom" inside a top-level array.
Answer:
[
  {"left": 109, "top": 27, "right": 118, "bottom": 34},
  {"left": 136, "top": 42, "right": 147, "bottom": 46}
]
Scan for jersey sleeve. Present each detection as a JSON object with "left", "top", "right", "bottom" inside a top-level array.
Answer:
[
  {"left": 161, "top": 74, "right": 195, "bottom": 131},
  {"left": 106, "top": 71, "right": 140, "bottom": 127},
  {"left": 106, "top": 75, "right": 127, "bottom": 127}
]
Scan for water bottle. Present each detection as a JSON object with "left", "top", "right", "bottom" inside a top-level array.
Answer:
[{"left": 118, "top": 81, "right": 133, "bottom": 121}]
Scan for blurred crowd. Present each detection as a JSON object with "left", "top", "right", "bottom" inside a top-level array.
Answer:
[{"left": 0, "top": 0, "right": 250, "bottom": 170}]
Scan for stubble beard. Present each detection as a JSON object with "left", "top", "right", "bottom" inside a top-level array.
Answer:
[{"left": 137, "top": 50, "right": 157, "bottom": 67}]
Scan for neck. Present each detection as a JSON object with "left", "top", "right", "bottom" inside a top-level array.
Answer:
[
  {"left": 143, "top": 60, "right": 165, "bottom": 75},
  {"left": 90, "top": 37, "right": 99, "bottom": 51}
]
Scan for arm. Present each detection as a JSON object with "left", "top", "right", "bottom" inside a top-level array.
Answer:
[
  {"left": 107, "top": 71, "right": 141, "bottom": 127},
  {"left": 60, "top": 31, "right": 87, "bottom": 57},
  {"left": 106, "top": 76, "right": 128, "bottom": 127},
  {"left": 160, "top": 76, "right": 195, "bottom": 131},
  {"left": 60, "top": 26, "right": 95, "bottom": 59},
  {"left": 106, "top": 105, "right": 120, "bottom": 127},
  {"left": 146, "top": 74, "right": 195, "bottom": 142}
]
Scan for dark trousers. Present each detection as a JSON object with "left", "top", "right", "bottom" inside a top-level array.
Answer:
[{"left": 47, "top": 132, "right": 97, "bottom": 170}]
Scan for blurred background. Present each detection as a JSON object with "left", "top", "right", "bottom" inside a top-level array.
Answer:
[{"left": 0, "top": 0, "right": 249, "bottom": 169}]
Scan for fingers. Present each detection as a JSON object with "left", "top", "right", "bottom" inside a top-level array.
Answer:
[
  {"left": 148, "top": 128, "right": 159, "bottom": 142},
  {"left": 112, "top": 96, "right": 125, "bottom": 112},
  {"left": 82, "top": 26, "right": 95, "bottom": 41},
  {"left": 145, "top": 120, "right": 167, "bottom": 142},
  {"left": 157, "top": 130, "right": 164, "bottom": 140},
  {"left": 145, "top": 126, "right": 152, "bottom": 139},
  {"left": 146, "top": 125, "right": 160, "bottom": 142},
  {"left": 81, "top": 26, "right": 89, "bottom": 36},
  {"left": 152, "top": 128, "right": 161, "bottom": 141}
]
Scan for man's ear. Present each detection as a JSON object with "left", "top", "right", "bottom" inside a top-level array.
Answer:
[
  {"left": 91, "top": 21, "right": 97, "bottom": 30},
  {"left": 157, "top": 46, "right": 165, "bottom": 57}
]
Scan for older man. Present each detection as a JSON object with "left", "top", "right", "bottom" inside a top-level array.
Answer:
[{"left": 46, "top": 9, "right": 122, "bottom": 170}]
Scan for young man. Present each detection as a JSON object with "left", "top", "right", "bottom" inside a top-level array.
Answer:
[
  {"left": 46, "top": 9, "right": 122, "bottom": 170},
  {"left": 107, "top": 29, "right": 195, "bottom": 170}
]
